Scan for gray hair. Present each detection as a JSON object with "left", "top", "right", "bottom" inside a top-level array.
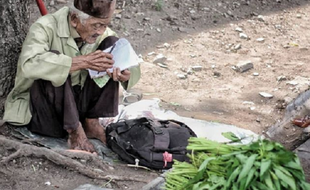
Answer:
[{"left": 68, "top": 2, "right": 91, "bottom": 25}]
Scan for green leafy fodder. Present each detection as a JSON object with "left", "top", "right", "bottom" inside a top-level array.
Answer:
[{"left": 165, "top": 136, "right": 310, "bottom": 190}]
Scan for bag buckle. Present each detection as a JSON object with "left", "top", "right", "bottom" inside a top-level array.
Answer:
[{"left": 153, "top": 127, "right": 163, "bottom": 135}]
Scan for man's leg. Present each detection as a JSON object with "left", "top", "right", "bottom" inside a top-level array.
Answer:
[
  {"left": 78, "top": 36, "right": 120, "bottom": 144},
  {"left": 28, "top": 79, "right": 96, "bottom": 152}
]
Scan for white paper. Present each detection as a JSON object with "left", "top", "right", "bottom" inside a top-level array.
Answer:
[{"left": 88, "top": 38, "right": 140, "bottom": 78}]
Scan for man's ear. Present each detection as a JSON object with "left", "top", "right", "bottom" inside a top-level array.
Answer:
[{"left": 70, "top": 13, "right": 79, "bottom": 28}]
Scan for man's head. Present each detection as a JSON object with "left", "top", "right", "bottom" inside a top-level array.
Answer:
[{"left": 70, "top": 0, "right": 116, "bottom": 44}]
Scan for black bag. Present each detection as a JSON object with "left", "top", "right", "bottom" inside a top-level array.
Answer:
[{"left": 106, "top": 117, "right": 197, "bottom": 170}]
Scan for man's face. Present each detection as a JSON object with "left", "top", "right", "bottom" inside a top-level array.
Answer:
[{"left": 71, "top": 2, "right": 115, "bottom": 44}]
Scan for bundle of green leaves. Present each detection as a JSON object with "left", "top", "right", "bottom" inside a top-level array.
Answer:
[{"left": 165, "top": 133, "right": 310, "bottom": 190}]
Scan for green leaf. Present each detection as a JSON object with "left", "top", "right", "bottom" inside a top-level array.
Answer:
[
  {"left": 274, "top": 168, "right": 296, "bottom": 190},
  {"left": 226, "top": 166, "right": 241, "bottom": 188},
  {"left": 284, "top": 160, "right": 303, "bottom": 171},
  {"left": 236, "top": 154, "right": 248, "bottom": 164},
  {"left": 245, "top": 167, "right": 257, "bottom": 188},
  {"left": 264, "top": 142, "right": 275, "bottom": 151},
  {"left": 264, "top": 172, "right": 275, "bottom": 190},
  {"left": 222, "top": 132, "right": 241, "bottom": 142},
  {"left": 183, "top": 157, "right": 215, "bottom": 189},
  {"left": 252, "top": 181, "right": 269, "bottom": 189},
  {"left": 238, "top": 176, "right": 247, "bottom": 190},
  {"left": 300, "top": 181, "right": 310, "bottom": 190},
  {"left": 237, "top": 154, "right": 258, "bottom": 182},
  {"left": 270, "top": 171, "right": 281, "bottom": 189},
  {"left": 260, "top": 160, "right": 271, "bottom": 178}
]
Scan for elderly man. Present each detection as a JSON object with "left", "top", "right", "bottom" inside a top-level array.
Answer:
[{"left": 3, "top": 0, "right": 140, "bottom": 153}]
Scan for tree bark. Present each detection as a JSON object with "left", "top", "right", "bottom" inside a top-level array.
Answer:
[
  {"left": 0, "top": 0, "right": 30, "bottom": 116},
  {"left": 266, "top": 90, "right": 310, "bottom": 150}
]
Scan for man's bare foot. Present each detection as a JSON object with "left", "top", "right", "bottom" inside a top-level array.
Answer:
[
  {"left": 67, "top": 122, "right": 96, "bottom": 153},
  {"left": 84, "top": 118, "right": 107, "bottom": 144}
]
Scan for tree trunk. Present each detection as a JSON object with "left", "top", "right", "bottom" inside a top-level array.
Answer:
[
  {"left": 0, "top": 0, "right": 30, "bottom": 116},
  {"left": 266, "top": 90, "right": 310, "bottom": 150}
]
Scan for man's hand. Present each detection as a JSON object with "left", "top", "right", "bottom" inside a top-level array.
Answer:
[
  {"left": 70, "top": 50, "right": 114, "bottom": 72},
  {"left": 107, "top": 68, "right": 131, "bottom": 82}
]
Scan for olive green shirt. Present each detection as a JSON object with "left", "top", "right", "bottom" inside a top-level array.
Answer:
[{"left": 3, "top": 7, "right": 141, "bottom": 125}]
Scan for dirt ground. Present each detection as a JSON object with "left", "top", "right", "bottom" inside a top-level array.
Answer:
[{"left": 1, "top": 0, "right": 310, "bottom": 189}]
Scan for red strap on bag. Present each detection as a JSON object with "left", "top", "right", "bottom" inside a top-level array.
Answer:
[{"left": 163, "top": 151, "right": 173, "bottom": 168}]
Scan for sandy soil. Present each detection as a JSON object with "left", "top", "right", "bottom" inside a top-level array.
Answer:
[{"left": 1, "top": 0, "right": 310, "bottom": 189}]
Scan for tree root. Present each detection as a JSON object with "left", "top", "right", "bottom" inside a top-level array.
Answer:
[{"left": 0, "top": 135, "right": 148, "bottom": 183}]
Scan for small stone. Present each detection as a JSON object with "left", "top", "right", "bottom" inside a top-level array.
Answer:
[
  {"left": 235, "top": 27, "right": 243, "bottom": 32},
  {"left": 45, "top": 181, "right": 51, "bottom": 186},
  {"left": 56, "top": 0, "right": 67, "bottom": 3},
  {"left": 187, "top": 68, "right": 194, "bottom": 75},
  {"left": 259, "top": 92, "right": 273, "bottom": 98},
  {"left": 153, "top": 54, "right": 167, "bottom": 64},
  {"left": 234, "top": 44, "right": 242, "bottom": 50},
  {"left": 243, "top": 101, "right": 255, "bottom": 105},
  {"left": 235, "top": 60, "right": 253, "bottom": 72},
  {"left": 124, "top": 15, "right": 131, "bottom": 19},
  {"left": 163, "top": 43, "right": 170, "bottom": 48},
  {"left": 227, "top": 11, "right": 233, "bottom": 16},
  {"left": 277, "top": 76, "right": 287, "bottom": 81},
  {"left": 136, "top": 12, "right": 145, "bottom": 16},
  {"left": 256, "top": 38, "right": 265, "bottom": 42},
  {"left": 296, "top": 14, "right": 302, "bottom": 18},
  {"left": 286, "top": 81, "right": 298, "bottom": 86},
  {"left": 177, "top": 74, "right": 187, "bottom": 79},
  {"left": 253, "top": 72, "right": 259, "bottom": 76},
  {"left": 157, "top": 63, "right": 168, "bottom": 68},
  {"left": 257, "top": 15, "right": 265, "bottom": 22},
  {"left": 178, "top": 27, "right": 187, "bottom": 32},
  {"left": 50, "top": 0, "right": 55, "bottom": 6},
  {"left": 93, "top": 169, "right": 104, "bottom": 173},
  {"left": 143, "top": 17, "right": 151, "bottom": 21},
  {"left": 191, "top": 66, "right": 203, "bottom": 71},
  {"left": 239, "top": 33, "right": 248, "bottom": 39},
  {"left": 115, "top": 14, "right": 122, "bottom": 19},
  {"left": 123, "top": 31, "right": 130, "bottom": 36},
  {"left": 147, "top": 52, "right": 156, "bottom": 56},
  {"left": 189, "top": 10, "right": 196, "bottom": 14},
  {"left": 156, "top": 28, "right": 161, "bottom": 33}
]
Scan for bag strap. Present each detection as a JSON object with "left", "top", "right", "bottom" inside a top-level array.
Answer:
[
  {"left": 146, "top": 119, "right": 171, "bottom": 150},
  {"left": 115, "top": 117, "right": 149, "bottom": 134},
  {"left": 161, "top": 119, "right": 197, "bottom": 137}
]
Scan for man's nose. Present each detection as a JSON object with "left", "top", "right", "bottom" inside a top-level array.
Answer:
[{"left": 96, "top": 28, "right": 106, "bottom": 35}]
